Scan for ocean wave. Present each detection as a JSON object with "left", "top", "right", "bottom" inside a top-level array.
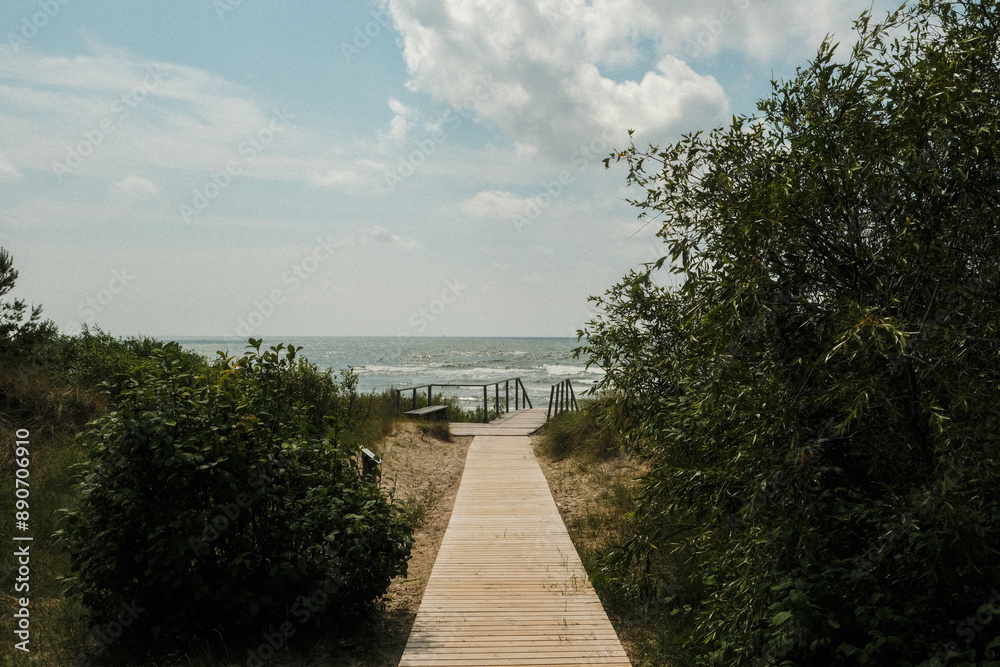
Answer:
[{"left": 541, "top": 364, "right": 605, "bottom": 376}]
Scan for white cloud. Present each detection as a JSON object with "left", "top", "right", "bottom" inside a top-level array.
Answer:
[
  {"left": 386, "top": 97, "right": 415, "bottom": 140},
  {"left": 0, "top": 46, "right": 267, "bottom": 178},
  {"left": 459, "top": 190, "right": 544, "bottom": 219},
  {"left": 356, "top": 225, "right": 420, "bottom": 250},
  {"left": 382, "top": 0, "right": 897, "bottom": 156},
  {"left": 0, "top": 154, "right": 22, "bottom": 179},
  {"left": 108, "top": 175, "right": 159, "bottom": 197},
  {"left": 384, "top": 0, "right": 729, "bottom": 156},
  {"left": 310, "top": 168, "right": 362, "bottom": 189},
  {"left": 0, "top": 43, "right": 355, "bottom": 191}
]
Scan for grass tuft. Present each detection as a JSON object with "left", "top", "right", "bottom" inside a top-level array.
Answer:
[
  {"left": 538, "top": 402, "right": 618, "bottom": 461},
  {"left": 417, "top": 421, "right": 452, "bottom": 442},
  {"left": 400, "top": 481, "right": 439, "bottom": 530}
]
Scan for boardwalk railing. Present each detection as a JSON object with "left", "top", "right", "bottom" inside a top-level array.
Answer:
[
  {"left": 395, "top": 378, "right": 533, "bottom": 424},
  {"left": 547, "top": 379, "right": 578, "bottom": 420}
]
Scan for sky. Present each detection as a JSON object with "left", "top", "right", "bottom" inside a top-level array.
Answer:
[{"left": 0, "top": 0, "right": 899, "bottom": 338}]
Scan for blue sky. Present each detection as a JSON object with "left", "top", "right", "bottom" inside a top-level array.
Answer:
[{"left": 1, "top": 0, "right": 897, "bottom": 337}]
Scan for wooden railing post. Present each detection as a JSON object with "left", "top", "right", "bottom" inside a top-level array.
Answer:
[
  {"left": 505, "top": 380, "right": 510, "bottom": 413},
  {"left": 483, "top": 385, "right": 489, "bottom": 423}
]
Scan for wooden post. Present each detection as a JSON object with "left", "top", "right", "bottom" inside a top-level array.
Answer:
[
  {"left": 523, "top": 379, "right": 533, "bottom": 409},
  {"left": 428, "top": 384, "right": 433, "bottom": 407},
  {"left": 515, "top": 381, "right": 519, "bottom": 410},
  {"left": 547, "top": 385, "right": 555, "bottom": 420},
  {"left": 483, "top": 385, "right": 489, "bottom": 423},
  {"left": 505, "top": 380, "right": 510, "bottom": 413},
  {"left": 495, "top": 384, "right": 499, "bottom": 418},
  {"left": 360, "top": 448, "right": 381, "bottom": 479}
]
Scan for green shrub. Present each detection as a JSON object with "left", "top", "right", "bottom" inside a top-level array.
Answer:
[
  {"left": 418, "top": 421, "right": 452, "bottom": 442},
  {"left": 57, "top": 326, "right": 207, "bottom": 395},
  {"left": 582, "top": 2, "right": 1000, "bottom": 664},
  {"left": 0, "top": 247, "right": 58, "bottom": 363},
  {"left": 539, "top": 402, "right": 618, "bottom": 461},
  {"left": 56, "top": 340, "right": 413, "bottom": 649}
]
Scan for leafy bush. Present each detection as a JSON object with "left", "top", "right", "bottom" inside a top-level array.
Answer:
[
  {"left": 56, "top": 340, "right": 413, "bottom": 648},
  {"left": 539, "top": 401, "right": 618, "bottom": 461},
  {"left": 417, "top": 421, "right": 452, "bottom": 442},
  {"left": 0, "top": 247, "right": 57, "bottom": 362},
  {"left": 582, "top": 2, "right": 1000, "bottom": 665},
  {"left": 56, "top": 326, "right": 206, "bottom": 394}
]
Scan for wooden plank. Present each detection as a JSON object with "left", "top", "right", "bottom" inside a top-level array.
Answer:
[
  {"left": 449, "top": 408, "right": 547, "bottom": 437},
  {"left": 398, "top": 428, "right": 631, "bottom": 666},
  {"left": 406, "top": 405, "right": 449, "bottom": 417}
]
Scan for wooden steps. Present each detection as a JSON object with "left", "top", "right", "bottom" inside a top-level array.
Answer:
[
  {"left": 398, "top": 429, "right": 631, "bottom": 667},
  {"left": 448, "top": 409, "right": 548, "bottom": 437}
]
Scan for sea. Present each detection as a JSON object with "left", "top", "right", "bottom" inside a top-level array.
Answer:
[{"left": 171, "top": 336, "right": 603, "bottom": 410}]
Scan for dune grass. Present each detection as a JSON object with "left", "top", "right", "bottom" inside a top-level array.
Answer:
[{"left": 535, "top": 404, "right": 685, "bottom": 667}]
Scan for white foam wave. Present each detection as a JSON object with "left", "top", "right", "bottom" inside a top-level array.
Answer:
[{"left": 542, "top": 364, "right": 605, "bottom": 376}]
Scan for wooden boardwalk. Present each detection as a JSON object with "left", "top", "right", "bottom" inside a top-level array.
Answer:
[
  {"left": 448, "top": 409, "right": 548, "bottom": 437},
  {"left": 398, "top": 409, "right": 631, "bottom": 666}
]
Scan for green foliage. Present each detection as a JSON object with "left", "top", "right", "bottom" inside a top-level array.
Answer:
[
  {"left": 340, "top": 388, "right": 407, "bottom": 451},
  {"left": 398, "top": 481, "right": 440, "bottom": 530},
  {"left": 539, "top": 400, "right": 619, "bottom": 461},
  {"left": 56, "top": 340, "right": 413, "bottom": 648},
  {"left": 581, "top": 2, "right": 1000, "bottom": 664},
  {"left": 418, "top": 421, "right": 452, "bottom": 442},
  {"left": 0, "top": 247, "right": 57, "bottom": 361},
  {"left": 57, "top": 326, "right": 207, "bottom": 394}
]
